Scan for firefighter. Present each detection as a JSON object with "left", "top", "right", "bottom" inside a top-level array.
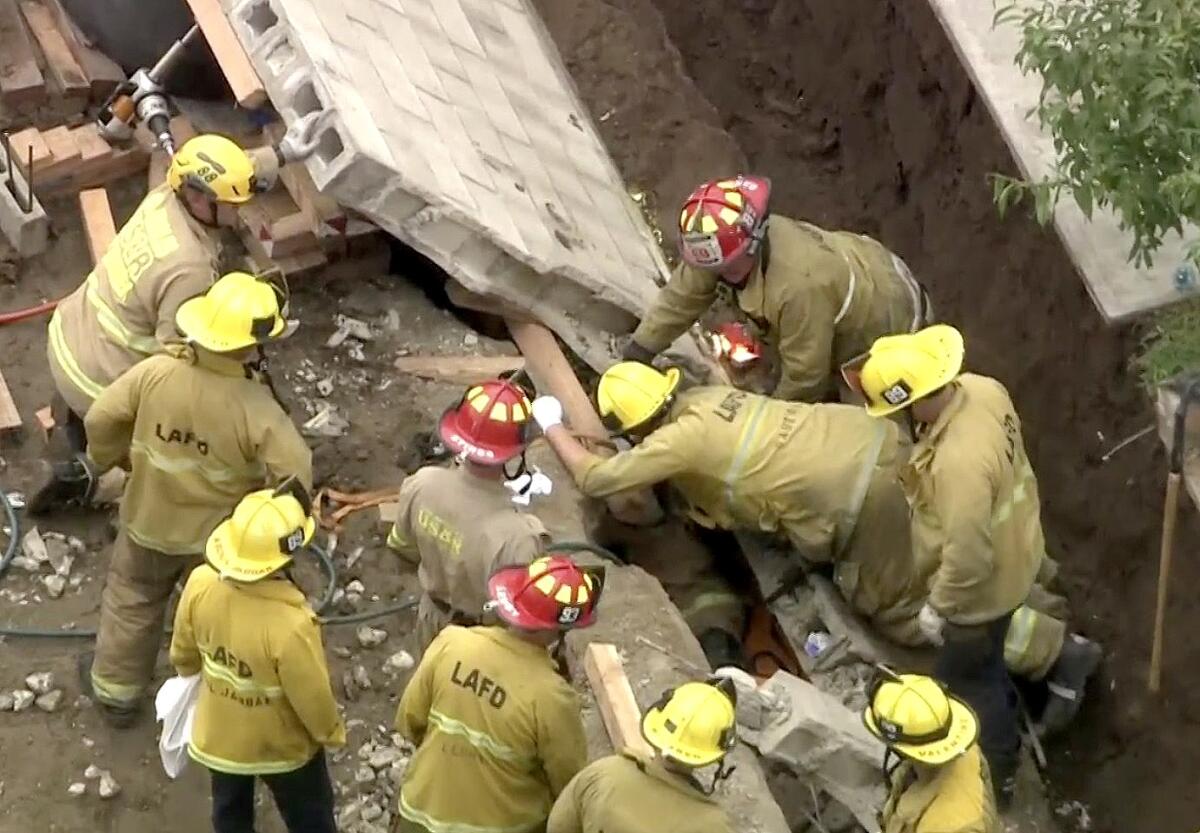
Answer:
[
  {"left": 32, "top": 119, "right": 322, "bottom": 514},
  {"left": 531, "top": 361, "right": 927, "bottom": 664},
  {"left": 852, "top": 324, "right": 1102, "bottom": 803},
  {"left": 385, "top": 378, "right": 548, "bottom": 655},
  {"left": 863, "top": 671, "right": 1000, "bottom": 833},
  {"left": 547, "top": 676, "right": 738, "bottom": 833},
  {"left": 394, "top": 556, "right": 600, "bottom": 833},
  {"left": 622, "top": 176, "right": 930, "bottom": 403},
  {"left": 80, "top": 271, "right": 312, "bottom": 726},
  {"left": 170, "top": 480, "right": 344, "bottom": 833}
]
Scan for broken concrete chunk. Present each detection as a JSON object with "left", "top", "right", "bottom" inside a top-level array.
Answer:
[
  {"left": 0, "top": 693, "right": 13, "bottom": 711},
  {"left": 24, "top": 672, "right": 54, "bottom": 695},
  {"left": 67, "top": 782, "right": 86, "bottom": 797},
  {"left": 383, "top": 650, "right": 414, "bottom": 675},
  {"left": 35, "top": 690, "right": 63, "bottom": 713},
  {"left": 316, "top": 376, "right": 335, "bottom": 396},
  {"left": 42, "top": 533, "right": 73, "bottom": 576},
  {"left": 712, "top": 667, "right": 791, "bottom": 733},
  {"left": 303, "top": 405, "right": 350, "bottom": 438},
  {"left": 98, "top": 772, "right": 120, "bottom": 799},
  {"left": 356, "top": 626, "right": 388, "bottom": 649},
  {"left": 43, "top": 575, "right": 67, "bottom": 598},
  {"left": 12, "top": 690, "right": 34, "bottom": 712},
  {"left": 361, "top": 802, "right": 383, "bottom": 822},
  {"left": 332, "top": 645, "right": 353, "bottom": 659},
  {"left": 84, "top": 765, "right": 103, "bottom": 780},
  {"left": 337, "top": 799, "right": 363, "bottom": 828},
  {"left": 368, "top": 747, "right": 403, "bottom": 770},
  {"left": 10, "top": 555, "right": 42, "bottom": 572},
  {"left": 353, "top": 665, "right": 373, "bottom": 691},
  {"left": 22, "top": 527, "right": 49, "bottom": 564},
  {"left": 354, "top": 765, "right": 375, "bottom": 784}
]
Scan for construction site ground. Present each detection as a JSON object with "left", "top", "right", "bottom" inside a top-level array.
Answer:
[{"left": 0, "top": 3, "right": 1197, "bottom": 833}]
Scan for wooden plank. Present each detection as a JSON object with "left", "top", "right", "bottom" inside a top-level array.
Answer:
[
  {"left": 264, "top": 122, "right": 345, "bottom": 234},
  {"left": 7, "top": 127, "right": 52, "bottom": 176},
  {"left": 78, "top": 188, "right": 115, "bottom": 265},
  {"left": 0, "top": 370, "right": 21, "bottom": 433},
  {"left": 19, "top": 0, "right": 87, "bottom": 98},
  {"left": 40, "top": 0, "right": 122, "bottom": 99},
  {"left": 39, "top": 124, "right": 82, "bottom": 179},
  {"left": 40, "top": 144, "right": 148, "bottom": 197},
  {"left": 183, "top": 0, "right": 267, "bottom": 108},
  {"left": 507, "top": 319, "right": 662, "bottom": 525},
  {"left": 35, "top": 405, "right": 54, "bottom": 442},
  {"left": 71, "top": 123, "right": 113, "bottom": 164},
  {"left": 394, "top": 355, "right": 525, "bottom": 385},
  {"left": 583, "top": 643, "right": 655, "bottom": 757},
  {"left": 0, "top": 0, "right": 45, "bottom": 106}
]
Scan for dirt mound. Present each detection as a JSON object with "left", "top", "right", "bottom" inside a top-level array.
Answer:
[{"left": 532, "top": 1, "right": 1200, "bottom": 830}]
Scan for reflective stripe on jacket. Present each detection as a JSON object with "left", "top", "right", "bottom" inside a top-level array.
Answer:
[
  {"left": 84, "top": 346, "right": 312, "bottom": 554},
  {"left": 396, "top": 626, "right": 586, "bottom": 833},
  {"left": 170, "top": 565, "right": 346, "bottom": 774},
  {"left": 631, "top": 216, "right": 915, "bottom": 402},
  {"left": 901, "top": 374, "right": 1045, "bottom": 625},
  {"left": 48, "top": 184, "right": 220, "bottom": 415},
  {"left": 577, "top": 387, "right": 900, "bottom": 562}
]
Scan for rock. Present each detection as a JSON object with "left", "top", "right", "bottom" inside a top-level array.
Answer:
[
  {"left": 98, "top": 772, "right": 120, "bottom": 799},
  {"left": 341, "top": 670, "right": 359, "bottom": 702},
  {"left": 332, "top": 646, "right": 353, "bottom": 659},
  {"left": 67, "top": 536, "right": 86, "bottom": 555},
  {"left": 356, "top": 626, "right": 388, "bottom": 648},
  {"left": 43, "top": 575, "right": 67, "bottom": 599},
  {"left": 0, "top": 693, "right": 12, "bottom": 711},
  {"left": 361, "top": 802, "right": 383, "bottom": 822},
  {"left": 10, "top": 555, "right": 41, "bottom": 572},
  {"left": 316, "top": 376, "right": 335, "bottom": 397},
  {"left": 84, "top": 765, "right": 103, "bottom": 780},
  {"left": 387, "top": 763, "right": 407, "bottom": 789},
  {"left": 463, "top": 332, "right": 479, "bottom": 347},
  {"left": 12, "top": 690, "right": 34, "bottom": 712},
  {"left": 353, "top": 665, "right": 373, "bottom": 691},
  {"left": 43, "top": 534, "right": 73, "bottom": 576},
  {"left": 303, "top": 405, "right": 350, "bottom": 439},
  {"left": 337, "top": 800, "right": 363, "bottom": 828},
  {"left": 346, "top": 580, "right": 366, "bottom": 597},
  {"left": 383, "top": 651, "right": 414, "bottom": 675},
  {"left": 368, "top": 747, "right": 403, "bottom": 770},
  {"left": 336, "top": 315, "right": 375, "bottom": 342},
  {"left": 22, "top": 527, "right": 49, "bottom": 564},
  {"left": 35, "top": 690, "right": 64, "bottom": 713},
  {"left": 67, "top": 782, "right": 87, "bottom": 797},
  {"left": 25, "top": 672, "right": 55, "bottom": 694},
  {"left": 357, "top": 741, "right": 376, "bottom": 760},
  {"left": 354, "top": 765, "right": 376, "bottom": 784}
]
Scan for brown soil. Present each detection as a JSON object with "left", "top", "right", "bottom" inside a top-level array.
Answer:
[{"left": 533, "top": 1, "right": 1199, "bottom": 830}]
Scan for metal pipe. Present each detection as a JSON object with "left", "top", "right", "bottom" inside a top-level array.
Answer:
[{"left": 150, "top": 24, "right": 201, "bottom": 82}]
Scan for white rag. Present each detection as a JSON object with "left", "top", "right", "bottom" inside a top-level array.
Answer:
[{"left": 155, "top": 674, "right": 201, "bottom": 779}]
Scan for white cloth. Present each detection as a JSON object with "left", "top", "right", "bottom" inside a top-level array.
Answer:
[
  {"left": 918, "top": 603, "right": 945, "bottom": 647},
  {"left": 155, "top": 674, "right": 201, "bottom": 779}
]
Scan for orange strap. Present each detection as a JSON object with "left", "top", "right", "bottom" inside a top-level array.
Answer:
[{"left": 314, "top": 486, "right": 401, "bottom": 531}]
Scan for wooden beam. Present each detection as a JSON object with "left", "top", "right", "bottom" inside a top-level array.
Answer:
[
  {"left": 39, "top": 125, "right": 82, "bottom": 179},
  {"left": 0, "top": 370, "right": 21, "bottom": 433},
  {"left": 7, "top": 127, "right": 51, "bottom": 176},
  {"left": 19, "top": 0, "right": 87, "bottom": 99},
  {"left": 40, "top": 0, "right": 122, "bottom": 99},
  {"left": 71, "top": 123, "right": 113, "bottom": 164},
  {"left": 394, "top": 355, "right": 525, "bottom": 385},
  {"left": 264, "top": 122, "right": 345, "bottom": 234},
  {"left": 507, "top": 319, "right": 663, "bottom": 525},
  {"left": 40, "top": 144, "right": 148, "bottom": 197},
  {"left": 0, "top": 0, "right": 45, "bottom": 106},
  {"left": 583, "top": 643, "right": 655, "bottom": 757},
  {"left": 35, "top": 405, "right": 54, "bottom": 442},
  {"left": 183, "top": 0, "right": 267, "bottom": 108},
  {"left": 78, "top": 188, "right": 116, "bottom": 265}
]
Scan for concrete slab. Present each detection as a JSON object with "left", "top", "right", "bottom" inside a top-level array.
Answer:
[
  {"left": 927, "top": 0, "right": 1198, "bottom": 322},
  {"left": 222, "top": 0, "right": 672, "bottom": 369},
  {"left": 0, "top": 154, "right": 48, "bottom": 257}
]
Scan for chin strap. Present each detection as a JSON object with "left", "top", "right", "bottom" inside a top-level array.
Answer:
[{"left": 703, "top": 759, "right": 737, "bottom": 796}]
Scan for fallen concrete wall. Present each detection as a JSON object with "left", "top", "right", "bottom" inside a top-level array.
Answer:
[{"left": 220, "top": 0, "right": 672, "bottom": 369}]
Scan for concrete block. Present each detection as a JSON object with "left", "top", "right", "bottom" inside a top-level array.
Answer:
[
  {"left": 430, "top": 0, "right": 485, "bottom": 57},
  {"left": 754, "top": 671, "right": 886, "bottom": 832},
  {"left": 0, "top": 159, "right": 49, "bottom": 256}
]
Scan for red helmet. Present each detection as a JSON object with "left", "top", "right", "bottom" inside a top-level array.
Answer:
[
  {"left": 438, "top": 379, "right": 532, "bottom": 465},
  {"left": 487, "top": 556, "right": 603, "bottom": 631},
  {"left": 678, "top": 176, "right": 771, "bottom": 273}
]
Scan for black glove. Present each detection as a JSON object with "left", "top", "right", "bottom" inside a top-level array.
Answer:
[{"left": 621, "top": 337, "right": 657, "bottom": 365}]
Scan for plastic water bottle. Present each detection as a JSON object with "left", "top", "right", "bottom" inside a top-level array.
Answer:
[{"left": 804, "top": 631, "right": 832, "bottom": 658}]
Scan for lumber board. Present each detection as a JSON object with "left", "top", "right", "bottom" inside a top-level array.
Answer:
[
  {"left": 71, "top": 123, "right": 113, "bottom": 164},
  {"left": 40, "top": 144, "right": 148, "bottom": 197},
  {"left": 241, "top": 188, "right": 319, "bottom": 258},
  {"left": 507, "top": 319, "right": 662, "bottom": 525},
  {"left": 35, "top": 405, "right": 54, "bottom": 442},
  {"left": 0, "top": 0, "right": 44, "bottom": 106},
  {"left": 19, "top": 0, "right": 87, "bottom": 98},
  {"left": 7, "top": 127, "right": 51, "bottom": 175},
  {"left": 78, "top": 188, "right": 115, "bottom": 265},
  {"left": 183, "top": 0, "right": 267, "bottom": 108},
  {"left": 583, "top": 643, "right": 655, "bottom": 756},
  {"left": 241, "top": 225, "right": 327, "bottom": 277},
  {"left": 0, "top": 369, "right": 21, "bottom": 433},
  {"left": 394, "top": 355, "right": 525, "bottom": 385},
  {"left": 40, "top": 0, "right": 122, "bottom": 99},
  {"left": 39, "top": 124, "right": 81, "bottom": 179}
]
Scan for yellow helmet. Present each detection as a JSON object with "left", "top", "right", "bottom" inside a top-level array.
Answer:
[
  {"left": 863, "top": 672, "right": 979, "bottom": 765},
  {"left": 167, "top": 134, "right": 258, "bottom": 204},
  {"left": 641, "top": 677, "right": 738, "bottom": 767},
  {"left": 206, "top": 478, "right": 315, "bottom": 582},
  {"left": 175, "top": 272, "right": 289, "bottom": 352},
  {"left": 856, "top": 324, "right": 964, "bottom": 417},
  {"left": 596, "top": 361, "right": 681, "bottom": 432}
]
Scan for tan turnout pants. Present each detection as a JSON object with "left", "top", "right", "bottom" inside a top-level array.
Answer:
[{"left": 91, "top": 529, "right": 202, "bottom": 708}]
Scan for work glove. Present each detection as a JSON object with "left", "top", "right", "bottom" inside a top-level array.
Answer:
[
  {"left": 276, "top": 112, "right": 326, "bottom": 164},
  {"left": 918, "top": 603, "right": 945, "bottom": 647},
  {"left": 620, "top": 336, "right": 657, "bottom": 365},
  {"left": 531, "top": 396, "right": 564, "bottom": 431}
]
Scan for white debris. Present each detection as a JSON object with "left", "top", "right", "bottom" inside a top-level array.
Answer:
[
  {"left": 368, "top": 747, "right": 404, "bottom": 770},
  {"left": 357, "top": 741, "right": 376, "bottom": 760},
  {"left": 25, "top": 672, "right": 55, "bottom": 694},
  {"left": 336, "top": 315, "right": 375, "bottom": 342},
  {"left": 303, "top": 405, "right": 350, "bottom": 438},
  {"left": 356, "top": 626, "right": 388, "bottom": 649},
  {"left": 67, "top": 782, "right": 87, "bottom": 797},
  {"left": 463, "top": 333, "right": 479, "bottom": 347},
  {"left": 43, "top": 575, "right": 67, "bottom": 598},
  {"left": 383, "top": 651, "right": 414, "bottom": 675},
  {"left": 98, "top": 772, "right": 120, "bottom": 799},
  {"left": 0, "top": 693, "right": 12, "bottom": 711},
  {"left": 10, "top": 556, "right": 41, "bottom": 572},
  {"left": 384, "top": 310, "right": 401, "bottom": 332},
  {"left": 346, "top": 580, "right": 365, "bottom": 595},
  {"left": 22, "top": 527, "right": 49, "bottom": 564},
  {"left": 84, "top": 765, "right": 103, "bottom": 780},
  {"left": 337, "top": 800, "right": 364, "bottom": 828},
  {"left": 353, "top": 666, "right": 373, "bottom": 690},
  {"left": 361, "top": 802, "right": 384, "bottom": 822},
  {"left": 316, "top": 376, "right": 335, "bottom": 397},
  {"left": 345, "top": 546, "right": 365, "bottom": 570},
  {"left": 67, "top": 536, "right": 86, "bottom": 555},
  {"left": 332, "top": 646, "right": 353, "bottom": 659},
  {"left": 35, "top": 690, "right": 63, "bottom": 712},
  {"left": 12, "top": 690, "right": 34, "bottom": 712},
  {"left": 43, "top": 533, "right": 73, "bottom": 576},
  {"left": 354, "top": 765, "right": 376, "bottom": 784},
  {"left": 81, "top": 737, "right": 94, "bottom": 749}
]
